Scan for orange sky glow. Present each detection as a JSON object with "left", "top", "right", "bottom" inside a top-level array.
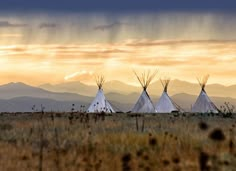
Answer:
[
  {"left": 0, "top": 39, "right": 235, "bottom": 86},
  {"left": 0, "top": 12, "right": 235, "bottom": 86}
]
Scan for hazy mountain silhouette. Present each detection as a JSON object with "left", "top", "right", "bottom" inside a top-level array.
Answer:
[
  {"left": 40, "top": 79, "right": 236, "bottom": 98},
  {"left": 0, "top": 82, "right": 92, "bottom": 102},
  {"left": 39, "top": 82, "right": 97, "bottom": 97},
  {"left": 39, "top": 80, "right": 140, "bottom": 96},
  {"left": 0, "top": 81, "right": 235, "bottom": 112}
]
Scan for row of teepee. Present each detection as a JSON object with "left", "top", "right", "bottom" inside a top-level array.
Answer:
[
  {"left": 87, "top": 72, "right": 219, "bottom": 114},
  {"left": 131, "top": 70, "right": 182, "bottom": 113}
]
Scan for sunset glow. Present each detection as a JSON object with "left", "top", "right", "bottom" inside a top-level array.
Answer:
[{"left": 0, "top": 12, "right": 235, "bottom": 86}]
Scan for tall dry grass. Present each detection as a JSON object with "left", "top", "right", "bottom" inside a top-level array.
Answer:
[{"left": 0, "top": 112, "right": 235, "bottom": 170}]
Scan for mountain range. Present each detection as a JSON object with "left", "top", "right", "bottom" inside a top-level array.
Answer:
[
  {"left": 39, "top": 80, "right": 236, "bottom": 98},
  {"left": 0, "top": 80, "right": 234, "bottom": 112}
]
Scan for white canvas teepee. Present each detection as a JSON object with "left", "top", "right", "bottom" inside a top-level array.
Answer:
[
  {"left": 192, "top": 75, "right": 219, "bottom": 113},
  {"left": 87, "top": 76, "right": 115, "bottom": 113},
  {"left": 131, "top": 70, "right": 157, "bottom": 113},
  {"left": 155, "top": 79, "right": 179, "bottom": 113}
]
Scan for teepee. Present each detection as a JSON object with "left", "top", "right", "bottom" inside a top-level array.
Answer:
[
  {"left": 155, "top": 78, "right": 180, "bottom": 113},
  {"left": 191, "top": 75, "right": 219, "bottom": 113},
  {"left": 131, "top": 70, "right": 157, "bottom": 113},
  {"left": 87, "top": 75, "right": 115, "bottom": 113}
]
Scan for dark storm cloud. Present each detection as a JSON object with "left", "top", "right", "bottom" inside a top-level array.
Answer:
[
  {"left": 0, "top": 21, "right": 27, "bottom": 27},
  {"left": 94, "top": 22, "right": 124, "bottom": 31},
  {"left": 94, "top": 21, "right": 127, "bottom": 42},
  {"left": 0, "top": 0, "right": 236, "bottom": 12},
  {"left": 39, "top": 23, "right": 58, "bottom": 29}
]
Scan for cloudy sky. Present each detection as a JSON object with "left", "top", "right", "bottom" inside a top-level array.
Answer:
[{"left": 0, "top": 1, "right": 236, "bottom": 86}]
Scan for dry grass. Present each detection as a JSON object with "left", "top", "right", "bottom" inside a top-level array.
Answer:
[{"left": 0, "top": 112, "right": 235, "bottom": 171}]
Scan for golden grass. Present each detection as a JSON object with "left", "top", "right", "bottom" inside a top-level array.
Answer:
[{"left": 0, "top": 113, "right": 235, "bottom": 170}]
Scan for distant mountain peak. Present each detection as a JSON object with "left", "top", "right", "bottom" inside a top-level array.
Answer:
[
  {"left": 38, "top": 83, "right": 52, "bottom": 87},
  {"left": 7, "top": 82, "right": 25, "bottom": 85},
  {"left": 2, "top": 82, "right": 32, "bottom": 88}
]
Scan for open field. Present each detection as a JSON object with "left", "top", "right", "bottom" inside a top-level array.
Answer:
[{"left": 0, "top": 112, "right": 236, "bottom": 171}]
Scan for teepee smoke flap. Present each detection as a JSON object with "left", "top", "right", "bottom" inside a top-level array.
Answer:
[
  {"left": 132, "top": 70, "right": 157, "bottom": 113},
  {"left": 192, "top": 75, "right": 219, "bottom": 113}
]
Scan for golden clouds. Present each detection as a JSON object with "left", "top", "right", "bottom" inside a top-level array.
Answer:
[
  {"left": 0, "top": 34, "right": 23, "bottom": 38},
  {"left": 0, "top": 39, "right": 235, "bottom": 85},
  {"left": 64, "top": 70, "right": 94, "bottom": 82}
]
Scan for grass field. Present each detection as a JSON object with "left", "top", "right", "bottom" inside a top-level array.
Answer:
[{"left": 0, "top": 112, "right": 235, "bottom": 171}]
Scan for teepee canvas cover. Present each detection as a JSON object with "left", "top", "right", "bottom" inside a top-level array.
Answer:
[
  {"left": 131, "top": 70, "right": 157, "bottom": 113},
  {"left": 155, "top": 79, "right": 179, "bottom": 113},
  {"left": 191, "top": 75, "right": 218, "bottom": 113},
  {"left": 87, "top": 76, "right": 115, "bottom": 113}
]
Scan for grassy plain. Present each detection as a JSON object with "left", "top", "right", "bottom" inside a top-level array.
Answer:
[{"left": 0, "top": 112, "right": 235, "bottom": 171}]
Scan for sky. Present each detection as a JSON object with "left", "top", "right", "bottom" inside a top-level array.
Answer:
[{"left": 0, "top": 1, "right": 236, "bottom": 86}]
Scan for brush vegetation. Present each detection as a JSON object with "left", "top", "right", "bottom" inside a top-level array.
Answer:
[{"left": 0, "top": 112, "right": 235, "bottom": 170}]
